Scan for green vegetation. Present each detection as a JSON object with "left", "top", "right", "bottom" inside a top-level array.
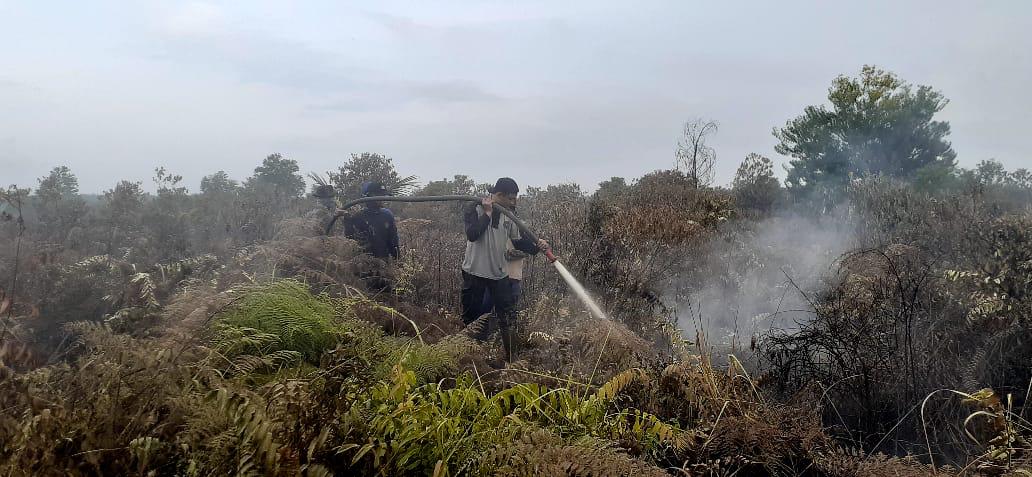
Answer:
[
  {"left": 212, "top": 280, "right": 344, "bottom": 366},
  {"left": 776, "top": 65, "right": 957, "bottom": 204},
  {"left": 328, "top": 152, "right": 419, "bottom": 200},
  {"left": 1, "top": 66, "right": 1030, "bottom": 475}
]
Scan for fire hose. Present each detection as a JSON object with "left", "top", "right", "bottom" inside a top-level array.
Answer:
[{"left": 324, "top": 195, "right": 558, "bottom": 262}]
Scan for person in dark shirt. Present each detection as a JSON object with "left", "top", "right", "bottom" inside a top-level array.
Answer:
[
  {"left": 461, "top": 177, "right": 548, "bottom": 361},
  {"left": 338, "top": 182, "right": 400, "bottom": 259},
  {"left": 333, "top": 182, "right": 399, "bottom": 294}
]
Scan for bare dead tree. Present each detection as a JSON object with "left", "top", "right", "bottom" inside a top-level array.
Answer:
[{"left": 675, "top": 118, "right": 719, "bottom": 189}]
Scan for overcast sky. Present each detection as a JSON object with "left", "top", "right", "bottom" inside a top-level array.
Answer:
[{"left": 2, "top": 1, "right": 1030, "bottom": 193}]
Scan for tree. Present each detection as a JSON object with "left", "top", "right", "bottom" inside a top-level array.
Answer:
[
  {"left": 675, "top": 119, "right": 719, "bottom": 189},
  {"left": 328, "top": 153, "right": 417, "bottom": 200},
  {"left": 956, "top": 159, "right": 1032, "bottom": 206},
  {"left": 594, "top": 177, "right": 629, "bottom": 202},
  {"left": 1010, "top": 168, "right": 1032, "bottom": 189},
  {"left": 732, "top": 154, "right": 781, "bottom": 214},
  {"left": 913, "top": 162, "right": 961, "bottom": 195},
  {"left": 103, "top": 181, "right": 144, "bottom": 220},
  {"left": 153, "top": 167, "right": 187, "bottom": 197},
  {"left": 35, "top": 166, "right": 79, "bottom": 202},
  {"left": 196, "top": 171, "right": 244, "bottom": 247},
  {"left": 972, "top": 159, "right": 1009, "bottom": 186},
  {"left": 238, "top": 155, "right": 305, "bottom": 242},
  {"left": 246, "top": 154, "right": 305, "bottom": 199},
  {"left": 775, "top": 65, "right": 956, "bottom": 197},
  {"left": 34, "top": 166, "right": 86, "bottom": 239},
  {"left": 416, "top": 175, "right": 476, "bottom": 196},
  {"left": 145, "top": 167, "right": 191, "bottom": 259},
  {"left": 102, "top": 180, "right": 145, "bottom": 253},
  {"left": 200, "top": 171, "right": 239, "bottom": 195}
]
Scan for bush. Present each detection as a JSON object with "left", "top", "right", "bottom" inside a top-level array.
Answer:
[{"left": 212, "top": 280, "right": 344, "bottom": 364}]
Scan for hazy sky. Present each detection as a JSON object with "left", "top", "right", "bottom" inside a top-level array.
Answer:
[{"left": 2, "top": 1, "right": 1030, "bottom": 193}]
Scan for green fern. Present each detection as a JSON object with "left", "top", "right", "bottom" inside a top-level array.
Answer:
[
  {"left": 184, "top": 388, "right": 283, "bottom": 476},
  {"left": 337, "top": 358, "right": 689, "bottom": 476},
  {"left": 211, "top": 280, "right": 344, "bottom": 363},
  {"left": 401, "top": 335, "right": 479, "bottom": 385}
]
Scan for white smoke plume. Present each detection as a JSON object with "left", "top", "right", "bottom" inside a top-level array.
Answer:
[{"left": 668, "top": 213, "right": 856, "bottom": 357}]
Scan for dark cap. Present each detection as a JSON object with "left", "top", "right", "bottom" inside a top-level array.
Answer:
[
  {"left": 312, "top": 184, "right": 336, "bottom": 198},
  {"left": 361, "top": 181, "right": 389, "bottom": 197},
  {"left": 489, "top": 177, "right": 519, "bottom": 195}
]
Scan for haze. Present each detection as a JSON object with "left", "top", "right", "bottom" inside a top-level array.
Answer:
[{"left": 2, "top": 1, "right": 1030, "bottom": 192}]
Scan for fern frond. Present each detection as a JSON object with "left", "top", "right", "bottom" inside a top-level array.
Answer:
[
  {"left": 462, "top": 314, "right": 491, "bottom": 339},
  {"left": 401, "top": 335, "right": 479, "bottom": 385},
  {"left": 594, "top": 368, "right": 647, "bottom": 402},
  {"left": 130, "top": 272, "right": 159, "bottom": 308},
  {"left": 211, "top": 279, "right": 344, "bottom": 363}
]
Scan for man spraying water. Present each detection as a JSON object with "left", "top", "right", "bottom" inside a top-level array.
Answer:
[
  {"left": 460, "top": 177, "right": 549, "bottom": 361},
  {"left": 324, "top": 180, "right": 609, "bottom": 361}
]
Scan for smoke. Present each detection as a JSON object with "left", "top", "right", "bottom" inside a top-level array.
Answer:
[{"left": 669, "top": 212, "right": 856, "bottom": 353}]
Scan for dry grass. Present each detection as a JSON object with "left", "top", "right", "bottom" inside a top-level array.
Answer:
[{"left": 1, "top": 172, "right": 1030, "bottom": 476}]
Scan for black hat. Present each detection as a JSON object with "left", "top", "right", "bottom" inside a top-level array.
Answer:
[
  {"left": 312, "top": 184, "right": 336, "bottom": 198},
  {"left": 362, "top": 181, "right": 389, "bottom": 197},
  {"left": 489, "top": 177, "right": 519, "bottom": 195}
]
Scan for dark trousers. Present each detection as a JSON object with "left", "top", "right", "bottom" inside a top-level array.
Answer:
[
  {"left": 461, "top": 271, "right": 517, "bottom": 334},
  {"left": 482, "top": 278, "right": 522, "bottom": 313}
]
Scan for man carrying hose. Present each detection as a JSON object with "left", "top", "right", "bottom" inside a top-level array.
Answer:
[
  {"left": 462, "top": 177, "right": 548, "bottom": 361},
  {"left": 338, "top": 181, "right": 400, "bottom": 260},
  {"left": 482, "top": 222, "right": 528, "bottom": 312},
  {"left": 334, "top": 181, "right": 399, "bottom": 292}
]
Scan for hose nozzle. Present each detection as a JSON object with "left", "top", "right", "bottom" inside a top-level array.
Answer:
[{"left": 543, "top": 248, "right": 558, "bottom": 263}]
